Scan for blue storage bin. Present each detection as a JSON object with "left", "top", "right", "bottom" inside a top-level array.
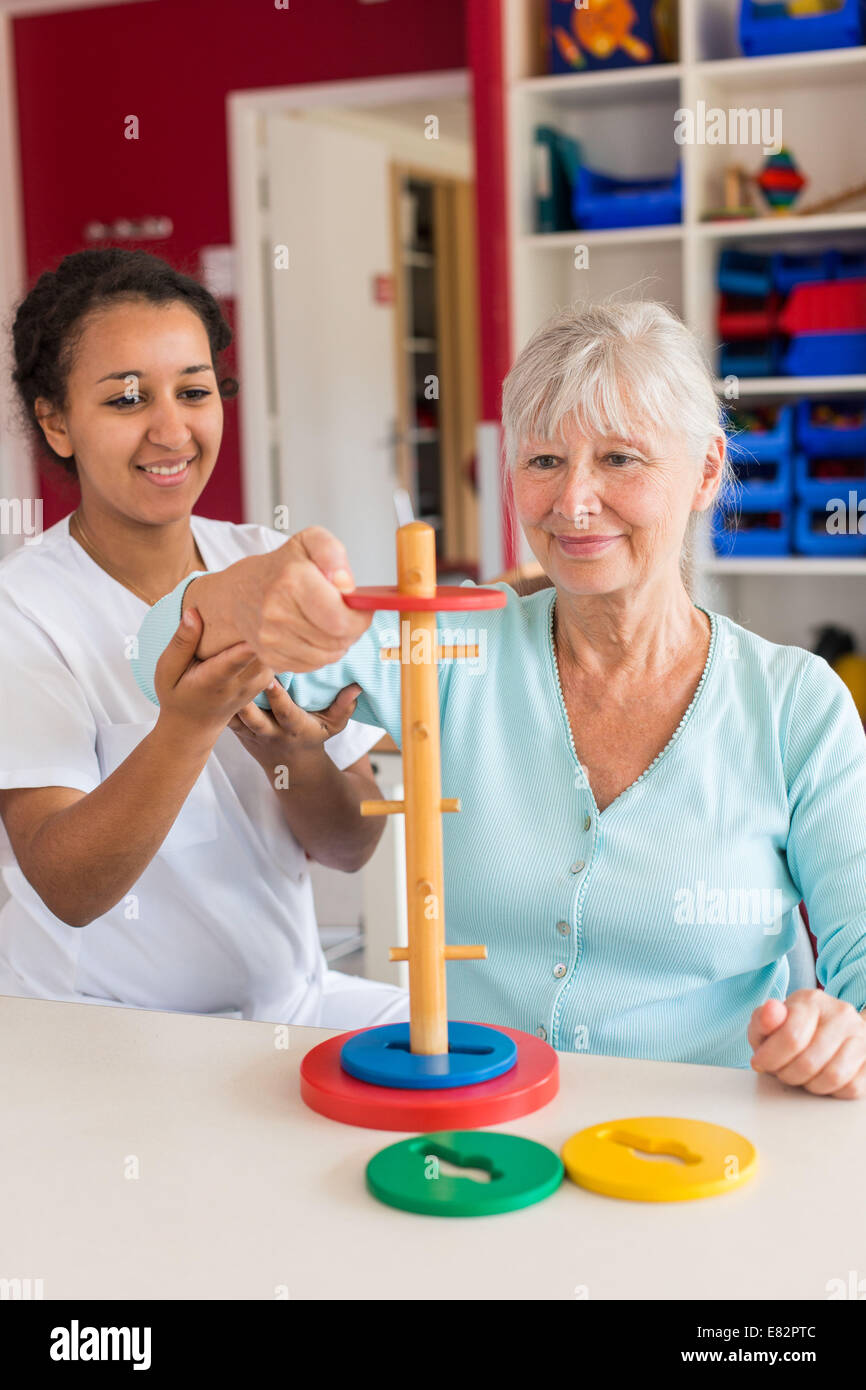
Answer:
[
  {"left": 739, "top": 0, "right": 866, "bottom": 57},
  {"left": 829, "top": 249, "right": 866, "bottom": 281},
  {"left": 720, "top": 338, "right": 779, "bottom": 376},
  {"left": 727, "top": 402, "right": 793, "bottom": 461},
  {"left": 782, "top": 331, "right": 866, "bottom": 376},
  {"left": 771, "top": 249, "right": 835, "bottom": 295},
  {"left": 794, "top": 449, "right": 866, "bottom": 503},
  {"left": 796, "top": 398, "right": 866, "bottom": 456},
  {"left": 721, "top": 457, "right": 792, "bottom": 509},
  {"left": 794, "top": 501, "right": 866, "bottom": 556},
  {"left": 572, "top": 162, "right": 682, "bottom": 230},
  {"left": 712, "top": 505, "right": 791, "bottom": 557},
  {"left": 718, "top": 249, "right": 773, "bottom": 296}
]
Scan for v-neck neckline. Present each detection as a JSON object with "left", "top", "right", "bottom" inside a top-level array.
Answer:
[
  {"left": 544, "top": 590, "right": 718, "bottom": 820},
  {"left": 65, "top": 512, "right": 211, "bottom": 607}
]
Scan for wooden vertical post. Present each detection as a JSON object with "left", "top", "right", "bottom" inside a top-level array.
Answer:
[{"left": 397, "top": 522, "right": 449, "bottom": 1055}]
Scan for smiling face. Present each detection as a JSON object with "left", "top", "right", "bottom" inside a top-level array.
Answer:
[
  {"left": 36, "top": 297, "right": 223, "bottom": 526},
  {"left": 512, "top": 412, "right": 723, "bottom": 597}
]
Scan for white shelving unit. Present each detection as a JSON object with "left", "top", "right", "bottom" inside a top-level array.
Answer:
[{"left": 503, "top": 0, "right": 866, "bottom": 651}]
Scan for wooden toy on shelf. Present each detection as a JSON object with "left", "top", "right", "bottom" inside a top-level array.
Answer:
[{"left": 300, "top": 521, "right": 559, "bottom": 1130}]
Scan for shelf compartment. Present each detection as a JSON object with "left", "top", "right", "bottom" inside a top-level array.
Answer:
[
  {"left": 721, "top": 456, "right": 792, "bottom": 509},
  {"left": 739, "top": 0, "right": 866, "bottom": 58},
  {"left": 718, "top": 249, "right": 774, "bottom": 296},
  {"left": 572, "top": 162, "right": 682, "bottom": 230},
  {"left": 796, "top": 396, "right": 866, "bottom": 454},
  {"left": 718, "top": 291, "right": 781, "bottom": 336},
  {"left": 794, "top": 500, "right": 866, "bottom": 555},
  {"left": 727, "top": 401, "right": 794, "bottom": 459},
  {"left": 720, "top": 337, "right": 781, "bottom": 376},
  {"left": 712, "top": 505, "right": 791, "bottom": 556},
  {"left": 794, "top": 448, "right": 866, "bottom": 501}
]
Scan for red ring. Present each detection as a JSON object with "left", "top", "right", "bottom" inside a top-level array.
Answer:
[
  {"left": 342, "top": 585, "right": 506, "bottom": 612},
  {"left": 300, "top": 1024, "right": 559, "bottom": 1130}
]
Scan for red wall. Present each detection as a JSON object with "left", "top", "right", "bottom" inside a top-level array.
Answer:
[{"left": 13, "top": 0, "right": 478, "bottom": 528}]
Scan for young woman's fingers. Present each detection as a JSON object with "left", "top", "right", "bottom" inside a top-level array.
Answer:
[
  {"left": 295, "top": 525, "right": 355, "bottom": 591},
  {"left": 750, "top": 995, "right": 820, "bottom": 1074},
  {"left": 231, "top": 701, "right": 274, "bottom": 735},
  {"left": 155, "top": 605, "right": 204, "bottom": 690},
  {"left": 312, "top": 683, "right": 362, "bottom": 734},
  {"left": 260, "top": 679, "right": 319, "bottom": 734},
  {"left": 803, "top": 1034, "right": 866, "bottom": 1096}
]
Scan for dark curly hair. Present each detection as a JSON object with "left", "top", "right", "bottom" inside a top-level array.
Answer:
[{"left": 10, "top": 247, "right": 239, "bottom": 477}]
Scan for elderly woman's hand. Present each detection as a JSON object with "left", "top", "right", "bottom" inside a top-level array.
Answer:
[
  {"left": 227, "top": 679, "right": 364, "bottom": 774},
  {"left": 748, "top": 990, "right": 866, "bottom": 1098}
]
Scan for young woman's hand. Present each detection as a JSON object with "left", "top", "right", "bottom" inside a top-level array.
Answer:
[
  {"left": 154, "top": 607, "right": 275, "bottom": 743},
  {"left": 230, "top": 526, "right": 374, "bottom": 673},
  {"left": 227, "top": 679, "right": 364, "bottom": 774},
  {"left": 748, "top": 990, "right": 866, "bottom": 1098}
]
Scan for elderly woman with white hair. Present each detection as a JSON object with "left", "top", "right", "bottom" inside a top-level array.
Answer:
[{"left": 133, "top": 300, "right": 866, "bottom": 1097}]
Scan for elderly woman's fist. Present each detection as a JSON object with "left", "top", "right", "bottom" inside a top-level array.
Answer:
[
  {"left": 748, "top": 990, "right": 866, "bottom": 1098},
  {"left": 231, "top": 526, "right": 374, "bottom": 674}
]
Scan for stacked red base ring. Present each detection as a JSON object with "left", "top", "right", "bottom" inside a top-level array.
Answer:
[{"left": 300, "top": 1024, "right": 558, "bottom": 1130}]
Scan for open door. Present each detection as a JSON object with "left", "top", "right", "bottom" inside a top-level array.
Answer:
[{"left": 264, "top": 114, "right": 399, "bottom": 583}]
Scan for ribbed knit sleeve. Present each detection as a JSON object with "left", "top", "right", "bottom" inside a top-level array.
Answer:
[{"left": 784, "top": 652, "right": 866, "bottom": 1010}]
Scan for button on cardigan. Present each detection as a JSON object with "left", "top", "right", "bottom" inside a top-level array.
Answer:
[{"left": 132, "top": 576, "right": 866, "bottom": 1067}]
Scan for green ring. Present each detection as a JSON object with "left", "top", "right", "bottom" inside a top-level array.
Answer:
[{"left": 366, "top": 1130, "right": 564, "bottom": 1217}]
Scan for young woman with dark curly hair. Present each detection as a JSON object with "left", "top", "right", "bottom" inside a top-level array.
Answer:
[{"left": 0, "top": 247, "right": 409, "bottom": 1027}]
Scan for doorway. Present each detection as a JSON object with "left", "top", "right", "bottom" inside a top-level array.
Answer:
[{"left": 228, "top": 70, "right": 481, "bottom": 584}]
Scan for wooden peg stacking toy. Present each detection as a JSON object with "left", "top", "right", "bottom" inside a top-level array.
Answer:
[
  {"left": 360, "top": 521, "right": 486, "bottom": 1056},
  {"left": 300, "top": 521, "right": 559, "bottom": 1130}
]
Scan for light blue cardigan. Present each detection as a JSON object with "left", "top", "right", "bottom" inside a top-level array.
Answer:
[{"left": 132, "top": 575, "right": 866, "bottom": 1067}]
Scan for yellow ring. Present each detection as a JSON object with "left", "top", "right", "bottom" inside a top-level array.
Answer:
[{"left": 561, "top": 1116, "right": 758, "bottom": 1202}]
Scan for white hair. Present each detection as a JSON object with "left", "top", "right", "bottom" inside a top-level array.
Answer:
[{"left": 501, "top": 298, "right": 736, "bottom": 571}]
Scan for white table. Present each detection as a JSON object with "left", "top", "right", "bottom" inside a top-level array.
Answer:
[{"left": 2, "top": 994, "right": 863, "bottom": 1301}]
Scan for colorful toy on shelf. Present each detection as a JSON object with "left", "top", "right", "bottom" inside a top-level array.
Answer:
[
  {"left": 572, "top": 160, "right": 682, "bottom": 230},
  {"left": 548, "top": 0, "right": 678, "bottom": 74},
  {"left": 739, "top": 0, "right": 866, "bottom": 57},
  {"left": 756, "top": 147, "right": 807, "bottom": 215},
  {"left": 701, "top": 164, "right": 760, "bottom": 222},
  {"left": 300, "top": 522, "right": 559, "bottom": 1133}
]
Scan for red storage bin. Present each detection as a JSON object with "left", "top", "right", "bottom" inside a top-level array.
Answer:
[
  {"left": 780, "top": 279, "right": 866, "bottom": 335},
  {"left": 718, "top": 292, "right": 780, "bottom": 338}
]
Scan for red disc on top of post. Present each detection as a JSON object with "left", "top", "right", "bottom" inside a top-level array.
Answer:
[
  {"left": 300, "top": 1025, "right": 558, "bottom": 1131},
  {"left": 343, "top": 585, "right": 506, "bottom": 612}
]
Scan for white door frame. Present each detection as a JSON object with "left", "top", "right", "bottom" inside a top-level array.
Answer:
[
  {"left": 0, "top": 13, "right": 30, "bottom": 553},
  {"left": 226, "top": 69, "right": 470, "bottom": 530}
]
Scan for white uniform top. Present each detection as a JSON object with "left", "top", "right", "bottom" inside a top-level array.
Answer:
[{"left": 0, "top": 513, "right": 409, "bottom": 1027}]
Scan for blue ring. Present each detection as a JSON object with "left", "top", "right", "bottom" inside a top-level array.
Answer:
[{"left": 340, "top": 1021, "right": 518, "bottom": 1090}]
